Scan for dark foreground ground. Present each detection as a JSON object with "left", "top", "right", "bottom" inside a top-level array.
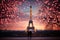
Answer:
[
  {"left": 0, "top": 30, "right": 60, "bottom": 37},
  {"left": 0, "top": 37, "right": 60, "bottom": 40},
  {"left": 0, "top": 30, "right": 60, "bottom": 40}
]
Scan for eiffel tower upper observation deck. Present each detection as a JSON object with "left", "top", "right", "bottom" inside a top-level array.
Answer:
[{"left": 27, "top": 6, "right": 35, "bottom": 32}]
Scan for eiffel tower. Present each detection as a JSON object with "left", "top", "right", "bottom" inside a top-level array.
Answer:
[{"left": 27, "top": 6, "right": 35, "bottom": 32}]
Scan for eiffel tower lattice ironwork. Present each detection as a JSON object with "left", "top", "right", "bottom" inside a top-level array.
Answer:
[{"left": 27, "top": 6, "right": 35, "bottom": 32}]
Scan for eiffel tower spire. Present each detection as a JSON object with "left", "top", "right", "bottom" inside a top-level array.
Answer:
[{"left": 30, "top": 6, "right": 32, "bottom": 20}]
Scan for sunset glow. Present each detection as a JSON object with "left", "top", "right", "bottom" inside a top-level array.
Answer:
[{"left": 0, "top": 0, "right": 60, "bottom": 30}]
